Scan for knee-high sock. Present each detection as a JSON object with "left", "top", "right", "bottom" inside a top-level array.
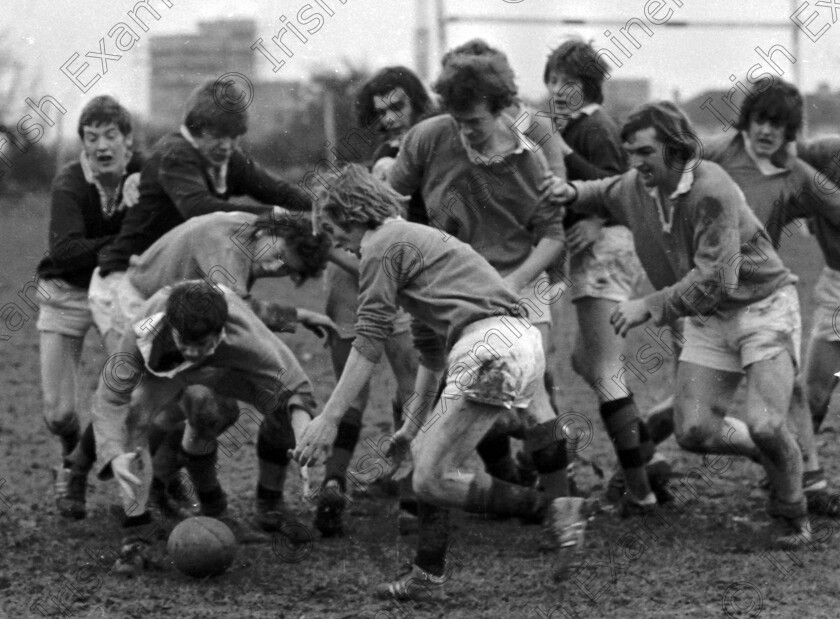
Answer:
[
  {"left": 463, "top": 469, "right": 549, "bottom": 522},
  {"left": 476, "top": 429, "right": 516, "bottom": 482},
  {"left": 153, "top": 422, "right": 185, "bottom": 483},
  {"left": 323, "top": 407, "right": 364, "bottom": 489},
  {"left": 181, "top": 445, "right": 220, "bottom": 493},
  {"left": 601, "top": 395, "right": 654, "bottom": 500},
  {"left": 524, "top": 419, "right": 569, "bottom": 498},
  {"left": 415, "top": 501, "right": 451, "bottom": 577},
  {"left": 65, "top": 422, "right": 96, "bottom": 471}
]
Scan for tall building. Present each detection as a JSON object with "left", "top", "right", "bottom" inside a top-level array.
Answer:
[{"left": 149, "top": 19, "right": 256, "bottom": 129}]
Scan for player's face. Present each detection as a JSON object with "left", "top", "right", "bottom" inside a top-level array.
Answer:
[
  {"left": 623, "top": 126, "right": 681, "bottom": 190},
  {"left": 193, "top": 130, "right": 239, "bottom": 166},
  {"left": 253, "top": 236, "right": 306, "bottom": 281},
  {"left": 171, "top": 328, "right": 224, "bottom": 364},
  {"left": 373, "top": 87, "right": 414, "bottom": 139},
  {"left": 450, "top": 102, "right": 499, "bottom": 151},
  {"left": 545, "top": 69, "right": 586, "bottom": 130},
  {"left": 319, "top": 215, "right": 365, "bottom": 256},
  {"left": 748, "top": 116, "right": 786, "bottom": 158},
  {"left": 81, "top": 122, "right": 132, "bottom": 177}
]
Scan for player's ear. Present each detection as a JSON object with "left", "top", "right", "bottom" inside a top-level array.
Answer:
[{"left": 123, "top": 132, "right": 134, "bottom": 151}]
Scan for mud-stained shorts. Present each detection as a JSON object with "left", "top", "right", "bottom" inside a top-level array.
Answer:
[
  {"left": 36, "top": 278, "right": 94, "bottom": 338},
  {"left": 809, "top": 266, "right": 840, "bottom": 344},
  {"left": 569, "top": 224, "right": 643, "bottom": 303},
  {"left": 444, "top": 316, "right": 545, "bottom": 410},
  {"left": 88, "top": 268, "right": 131, "bottom": 341},
  {"left": 680, "top": 285, "right": 801, "bottom": 373}
]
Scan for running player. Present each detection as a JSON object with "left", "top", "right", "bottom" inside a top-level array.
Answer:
[
  {"left": 545, "top": 101, "right": 811, "bottom": 547},
  {"left": 36, "top": 95, "right": 142, "bottom": 519}
]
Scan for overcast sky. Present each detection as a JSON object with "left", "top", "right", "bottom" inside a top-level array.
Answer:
[{"left": 6, "top": 0, "right": 840, "bottom": 139}]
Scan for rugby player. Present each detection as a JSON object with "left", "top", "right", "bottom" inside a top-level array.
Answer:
[
  {"left": 542, "top": 38, "right": 669, "bottom": 512},
  {"left": 93, "top": 280, "right": 319, "bottom": 574},
  {"left": 294, "top": 164, "right": 586, "bottom": 600},
  {"left": 545, "top": 101, "right": 811, "bottom": 547},
  {"left": 36, "top": 95, "right": 142, "bottom": 519}
]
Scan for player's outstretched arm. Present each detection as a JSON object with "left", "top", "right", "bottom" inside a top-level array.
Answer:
[{"left": 293, "top": 347, "right": 378, "bottom": 466}]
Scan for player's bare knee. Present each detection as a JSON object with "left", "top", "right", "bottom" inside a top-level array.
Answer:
[
  {"left": 43, "top": 409, "right": 78, "bottom": 437},
  {"left": 675, "top": 423, "right": 710, "bottom": 453},
  {"left": 747, "top": 417, "right": 785, "bottom": 446}
]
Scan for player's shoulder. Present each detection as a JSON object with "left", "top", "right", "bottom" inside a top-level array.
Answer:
[{"left": 52, "top": 159, "right": 85, "bottom": 188}]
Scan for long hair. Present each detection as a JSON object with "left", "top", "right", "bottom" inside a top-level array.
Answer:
[
  {"left": 312, "top": 164, "right": 407, "bottom": 231},
  {"left": 355, "top": 66, "right": 433, "bottom": 129}
]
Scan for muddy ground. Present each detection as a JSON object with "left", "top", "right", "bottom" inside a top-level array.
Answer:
[{"left": 1, "top": 194, "right": 839, "bottom": 618}]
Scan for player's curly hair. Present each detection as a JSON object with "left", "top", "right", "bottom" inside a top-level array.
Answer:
[
  {"left": 736, "top": 80, "right": 803, "bottom": 143},
  {"left": 621, "top": 101, "right": 699, "bottom": 167},
  {"left": 433, "top": 39, "right": 517, "bottom": 114},
  {"left": 543, "top": 38, "right": 609, "bottom": 104},
  {"left": 184, "top": 79, "right": 248, "bottom": 138},
  {"left": 252, "top": 214, "right": 332, "bottom": 284},
  {"left": 312, "top": 163, "right": 407, "bottom": 231},
  {"left": 355, "top": 66, "right": 433, "bottom": 129},
  {"left": 166, "top": 280, "right": 228, "bottom": 341},
  {"left": 77, "top": 95, "right": 133, "bottom": 139}
]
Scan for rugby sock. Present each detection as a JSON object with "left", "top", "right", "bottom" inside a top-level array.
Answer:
[
  {"left": 148, "top": 424, "right": 167, "bottom": 456},
  {"left": 153, "top": 423, "right": 185, "bottom": 485},
  {"left": 600, "top": 395, "right": 653, "bottom": 501},
  {"left": 524, "top": 419, "right": 569, "bottom": 498},
  {"left": 464, "top": 470, "right": 549, "bottom": 522},
  {"left": 257, "top": 484, "right": 284, "bottom": 506},
  {"left": 64, "top": 423, "right": 96, "bottom": 471},
  {"left": 323, "top": 407, "right": 363, "bottom": 488},
  {"left": 392, "top": 400, "right": 417, "bottom": 511},
  {"left": 477, "top": 430, "right": 518, "bottom": 484},
  {"left": 415, "top": 501, "right": 450, "bottom": 577},
  {"left": 122, "top": 511, "right": 153, "bottom": 529},
  {"left": 50, "top": 415, "right": 80, "bottom": 458},
  {"left": 181, "top": 446, "right": 219, "bottom": 493}
]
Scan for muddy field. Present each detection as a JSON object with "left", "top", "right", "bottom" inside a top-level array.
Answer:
[{"left": 1, "top": 193, "right": 839, "bottom": 619}]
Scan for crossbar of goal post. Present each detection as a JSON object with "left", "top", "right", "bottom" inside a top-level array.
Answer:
[{"left": 435, "top": 6, "right": 803, "bottom": 89}]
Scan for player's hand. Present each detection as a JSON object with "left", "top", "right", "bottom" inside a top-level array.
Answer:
[
  {"left": 610, "top": 299, "right": 651, "bottom": 337},
  {"left": 118, "top": 173, "right": 141, "bottom": 210},
  {"left": 539, "top": 174, "right": 577, "bottom": 208},
  {"left": 292, "top": 415, "right": 338, "bottom": 467},
  {"left": 372, "top": 156, "right": 396, "bottom": 181},
  {"left": 297, "top": 309, "right": 338, "bottom": 344},
  {"left": 111, "top": 450, "right": 143, "bottom": 502},
  {"left": 384, "top": 426, "right": 416, "bottom": 480},
  {"left": 567, "top": 218, "right": 603, "bottom": 256}
]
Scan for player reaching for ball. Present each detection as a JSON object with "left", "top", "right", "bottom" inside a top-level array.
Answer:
[
  {"left": 107, "top": 210, "right": 334, "bottom": 524},
  {"left": 294, "top": 164, "right": 584, "bottom": 600},
  {"left": 92, "top": 280, "right": 319, "bottom": 575},
  {"left": 314, "top": 66, "right": 435, "bottom": 538}
]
